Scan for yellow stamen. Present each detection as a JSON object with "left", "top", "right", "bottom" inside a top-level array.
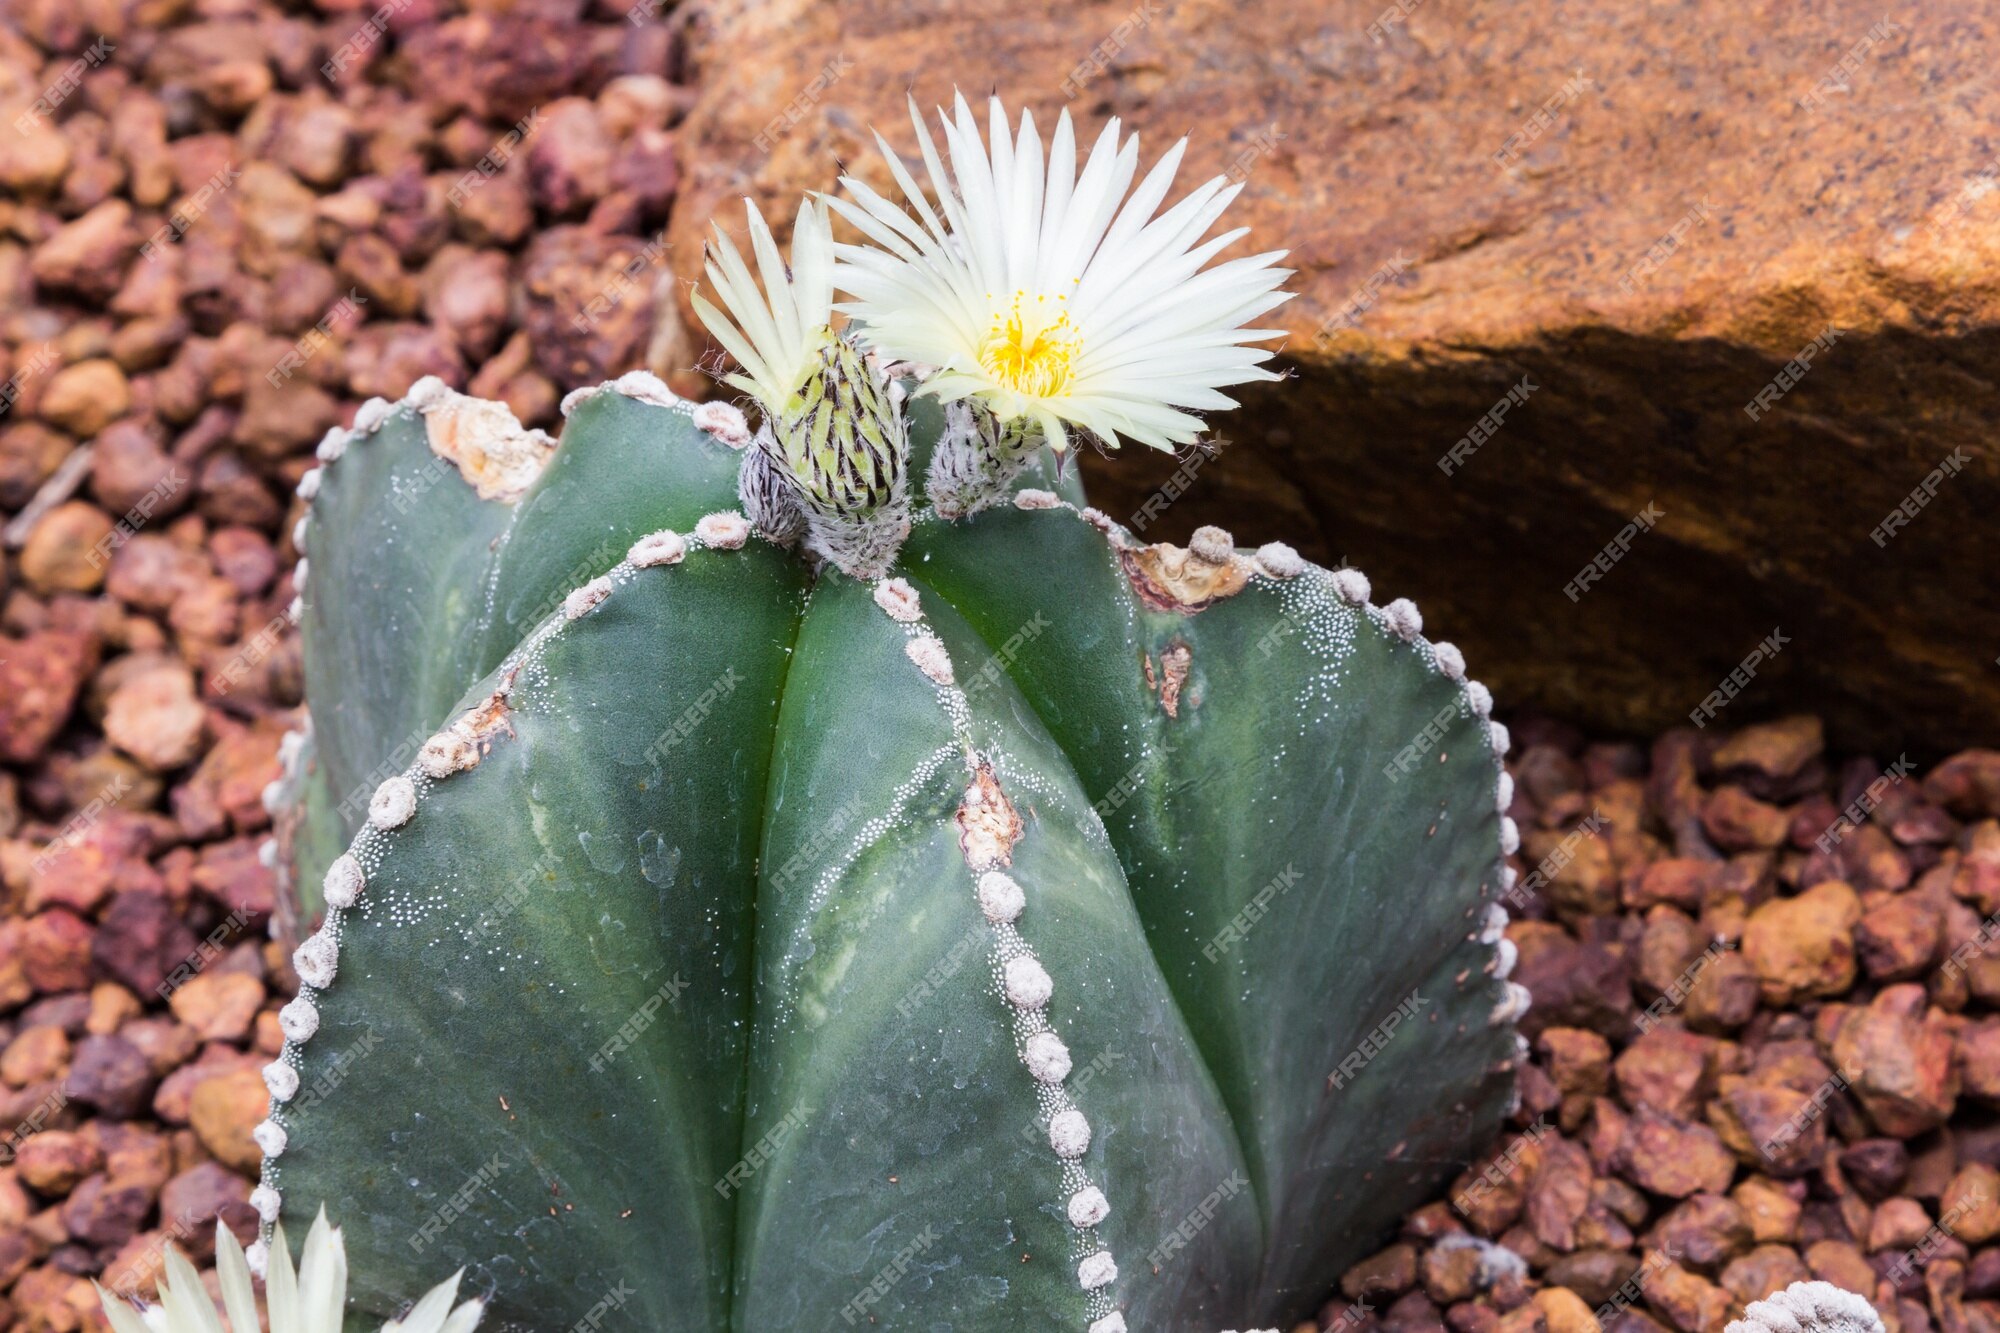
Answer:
[{"left": 977, "top": 291, "right": 1078, "bottom": 399}]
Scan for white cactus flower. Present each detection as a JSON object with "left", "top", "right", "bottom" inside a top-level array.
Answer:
[
  {"left": 96, "top": 1208, "right": 483, "bottom": 1333},
  {"left": 831, "top": 93, "right": 1293, "bottom": 453}
]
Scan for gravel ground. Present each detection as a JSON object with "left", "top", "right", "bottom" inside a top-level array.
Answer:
[{"left": 5, "top": 5, "right": 2000, "bottom": 1333}]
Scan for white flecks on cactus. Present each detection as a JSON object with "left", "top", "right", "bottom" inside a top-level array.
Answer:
[
  {"left": 564, "top": 576, "right": 614, "bottom": 621},
  {"left": 1077, "top": 1251, "right": 1118, "bottom": 1290},
  {"left": 1078, "top": 505, "right": 1118, "bottom": 536},
  {"left": 692, "top": 400, "right": 753, "bottom": 447},
  {"left": 315, "top": 427, "right": 348, "bottom": 463},
  {"left": 278, "top": 997, "right": 319, "bottom": 1042},
  {"left": 278, "top": 730, "right": 304, "bottom": 768},
  {"left": 696, "top": 510, "right": 751, "bottom": 549},
  {"left": 353, "top": 397, "right": 394, "bottom": 434},
  {"left": 1492, "top": 981, "right": 1532, "bottom": 1025},
  {"left": 976, "top": 870, "right": 1025, "bottom": 923},
  {"left": 1499, "top": 816, "right": 1520, "bottom": 856},
  {"left": 288, "top": 594, "right": 302, "bottom": 621},
  {"left": 1381, "top": 597, "right": 1423, "bottom": 641},
  {"left": 1023, "top": 1030, "right": 1072, "bottom": 1083},
  {"left": 249, "top": 1184, "right": 282, "bottom": 1223},
  {"left": 1501, "top": 864, "right": 1519, "bottom": 892},
  {"left": 1254, "top": 541, "right": 1305, "bottom": 579},
  {"left": 261, "top": 780, "right": 284, "bottom": 815},
  {"left": 1465, "top": 680, "right": 1493, "bottom": 718},
  {"left": 245, "top": 1239, "right": 269, "bottom": 1277},
  {"left": 1726, "top": 1281, "right": 1886, "bottom": 1333},
  {"left": 368, "top": 775, "right": 417, "bottom": 830},
  {"left": 905, "top": 634, "right": 955, "bottom": 686},
  {"left": 252, "top": 1119, "right": 287, "bottom": 1157},
  {"left": 1013, "top": 488, "right": 1062, "bottom": 510},
  {"left": 560, "top": 369, "right": 682, "bottom": 417},
  {"left": 1331, "top": 567, "right": 1372, "bottom": 606},
  {"left": 1432, "top": 641, "right": 1466, "bottom": 681},
  {"left": 263, "top": 1060, "right": 300, "bottom": 1103},
  {"left": 1049, "top": 1107, "right": 1092, "bottom": 1159},
  {"left": 629, "top": 529, "right": 687, "bottom": 568},
  {"left": 257, "top": 838, "right": 277, "bottom": 869},
  {"left": 1497, "top": 770, "right": 1515, "bottom": 810},
  {"left": 324, "top": 853, "right": 365, "bottom": 908},
  {"left": 1479, "top": 901, "right": 1508, "bottom": 945},
  {"left": 292, "top": 930, "right": 338, "bottom": 989},
  {"left": 1494, "top": 936, "right": 1519, "bottom": 979},
  {"left": 418, "top": 729, "right": 479, "bottom": 779},
  {"left": 1003, "top": 954, "right": 1053, "bottom": 1009},
  {"left": 1068, "top": 1185, "right": 1110, "bottom": 1228},
  {"left": 873, "top": 577, "right": 922, "bottom": 623},
  {"left": 293, "top": 557, "right": 309, "bottom": 591},
  {"left": 1489, "top": 719, "right": 1511, "bottom": 757},
  {"left": 292, "top": 515, "right": 308, "bottom": 551},
  {"left": 1088, "top": 1316, "right": 1128, "bottom": 1333},
  {"left": 405, "top": 375, "right": 452, "bottom": 411},
  {"left": 296, "top": 467, "right": 321, "bottom": 500}
]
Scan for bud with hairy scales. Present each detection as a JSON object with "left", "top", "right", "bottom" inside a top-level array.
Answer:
[
  {"left": 771, "top": 333, "right": 911, "bottom": 577},
  {"left": 736, "top": 424, "right": 808, "bottom": 547},
  {"left": 928, "top": 398, "right": 1048, "bottom": 520}
]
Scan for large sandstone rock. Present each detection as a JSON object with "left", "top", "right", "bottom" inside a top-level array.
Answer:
[{"left": 670, "top": 0, "right": 1997, "bottom": 754}]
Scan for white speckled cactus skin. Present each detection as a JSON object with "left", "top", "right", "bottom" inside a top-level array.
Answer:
[{"left": 256, "top": 373, "right": 1527, "bottom": 1332}]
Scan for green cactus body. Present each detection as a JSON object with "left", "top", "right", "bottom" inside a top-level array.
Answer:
[{"left": 261, "top": 371, "right": 1524, "bottom": 1333}]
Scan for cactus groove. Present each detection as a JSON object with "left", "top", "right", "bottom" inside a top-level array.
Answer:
[{"left": 263, "top": 373, "right": 1526, "bottom": 1332}]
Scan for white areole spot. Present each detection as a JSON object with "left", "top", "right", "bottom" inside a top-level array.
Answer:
[
  {"left": 692, "top": 400, "right": 752, "bottom": 448},
  {"left": 976, "top": 871, "right": 1025, "bottom": 924},
  {"left": 905, "top": 634, "right": 955, "bottom": 686},
  {"left": 629, "top": 530, "right": 687, "bottom": 568},
  {"left": 873, "top": 577, "right": 922, "bottom": 623},
  {"left": 1003, "top": 955, "right": 1053, "bottom": 1009},
  {"left": 369, "top": 775, "right": 417, "bottom": 830},
  {"left": 1049, "top": 1108, "right": 1091, "bottom": 1159},
  {"left": 565, "top": 577, "right": 614, "bottom": 621},
  {"left": 696, "top": 511, "right": 750, "bottom": 549}
]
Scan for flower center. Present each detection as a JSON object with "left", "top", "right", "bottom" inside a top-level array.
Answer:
[{"left": 978, "top": 292, "right": 1078, "bottom": 399}]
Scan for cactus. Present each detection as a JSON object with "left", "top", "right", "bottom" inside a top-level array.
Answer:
[{"left": 257, "top": 97, "right": 1528, "bottom": 1333}]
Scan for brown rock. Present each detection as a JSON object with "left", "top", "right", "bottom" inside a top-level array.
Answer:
[
  {"left": 1702, "top": 787, "right": 1791, "bottom": 853},
  {"left": 1345, "top": 1243, "right": 1420, "bottom": 1301},
  {"left": 1858, "top": 892, "right": 1943, "bottom": 981},
  {"left": 166, "top": 972, "right": 261, "bottom": 1043},
  {"left": 102, "top": 661, "right": 206, "bottom": 771},
  {"left": 1536, "top": 1287, "right": 1604, "bottom": 1333},
  {"left": 19, "top": 912, "right": 93, "bottom": 995},
  {"left": 1840, "top": 1141, "right": 1911, "bottom": 1202},
  {"left": 1425, "top": 1244, "right": 1485, "bottom": 1305},
  {"left": 91, "top": 892, "right": 198, "bottom": 998},
  {"left": 1647, "top": 1195, "right": 1751, "bottom": 1271},
  {"left": 30, "top": 200, "right": 133, "bottom": 298},
  {"left": 1743, "top": 881, "right": 1860, "bottom": 1005},
  {"left": 1945, "top": 1166, "right": 2000, "bottom": 1247},
  {"left": 526, "top": 98, "right": 613, "bottom": 217},
  {"left": 1719, "top": 1246, "right": 1810, "bottom": 1307},
  {"left": 1964, "top": 1021, "right": 2000, "bottom": 1107},
  {"left": 158, "top": 1160, "right": 251, "bottom": 1242},
  {"left": 1825, "top": 986, "right": 1960, "bottom": 1138},
  {"left": 36, "top": 361, "right": 130, "bottom": 438},
  {"left": 1930, "top": 754, "right": 2000, "bottom": 821},
  {"left": 19, "top": 502, "right": 115, "bottom": 595},
  {"left": 1542, "top": 1029, "right": 1615, "bottom": 1100},
  {"left": 1803, "top": 1239, "right": 1877, "bottom": 1297},
  {"left": 1871, "top": 1198, "right": 1937, "bottom": 1254},
  {"left": 1713, "top": 717, "right": 1825, "bottom": 782},
  {"left": 1681, "top": 952, "right": 1760, "bottom": 1034},
  {"left": 1614, "top": 1029, "right": 1714, "bottom": 1120},
  {"left": 1615, "top": 1109, "right": 1737, "bottom": 1199},
  {"left": 188, "top": 1067, "right": 267, "bottom": 1173},
  {"left": 66, "top": 1036, "right": 154, "bottom": 1120},
  {"left": 58, "top": 1173, "right": 150, "bottom": 1247},
  {"left": 1530, "top": 1136, "right": 1595, "bottom": 1252},
  {"left": 13, "top": 1132, "right": 100, "bottom": 1196},
  {"left": 0, "top": 1028, "right": 70, "bottom": 1089}
]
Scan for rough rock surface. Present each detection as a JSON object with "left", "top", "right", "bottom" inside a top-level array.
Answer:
[{"left": 668, "top": 0, "right": 1997, "bottom": 756}]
